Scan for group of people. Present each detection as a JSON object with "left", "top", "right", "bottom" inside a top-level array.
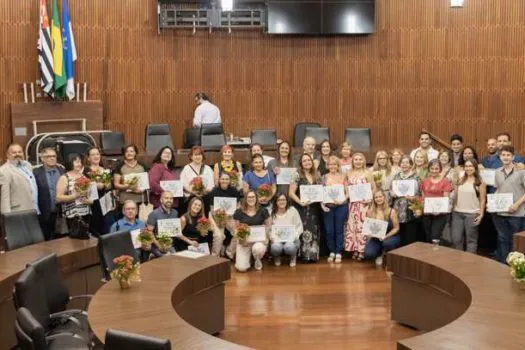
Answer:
[{"left": 1, "top": 129, "right": 524, "bottom": 271}]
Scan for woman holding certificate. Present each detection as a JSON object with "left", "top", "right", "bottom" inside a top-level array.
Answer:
[
  {"left": 370, "top": 150, "right": 395, "bottom": 205},
  {"left": 450, "top": 159, "right": 486, "bottom": 253},
  {"left": 421, "top": 159, "right": 454, "bottom": 243},
  {"left": 243, "top": 154, "right": 277, "bottom": 207},
  {"left": 289, "top": 153, "right": 323, "bottom": 262},
  {"left": 267, "top": 141, "right": 294, "bottom": 195},
  {"left": 270, "top": 194, "right": 303, "bottom": 267},
  {"left": 344, "top": 153, "right": 375, "bottom": 260},
  {"left": 390, "top": 148, "right": 404, "bottom": 174},
  {"left": 320, "top": 156, "right": 348, "bottom": 263},
  {"left": 363, "top": 191, "right": 400, "bottom": 266},
  {"left": 178, "top": 197, "right": 212, "bottom": 252},
  {"left": 149, "top": 146, "right": 179, "bottom": 209},
  {"left": 213, "top": 145, "right": 243, "bottom": 191},
  {"left": 233, "top": 190, "right": 270, "bottom": 271},
  {"left": 391, "top": 156, "right": 422, "bottom": 246},
  {"left": 113, "top": 144, "right": 148, "bottom": 215},
  {"left": 180, "top": 146, "right": 214, "bottom": 211}
]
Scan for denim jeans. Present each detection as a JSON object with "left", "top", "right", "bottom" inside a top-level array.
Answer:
[
  {"left": 322, "top": 204, "right": 349, "bottom": 255},
  {"left": 271, "top": 240, "right": 300, "bottom": 257},
  {"left": 364, "top": 235, "right": 401, "bottom": 260},
  {"left": 492, "top": 214, "right": 524, "bottom": 263}
]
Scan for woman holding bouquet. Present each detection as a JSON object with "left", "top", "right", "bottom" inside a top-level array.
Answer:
[
  {"left": 267, "top": 141, "right": 293, "bottom": 195},
  {"left": 370, "top": 150, "right": 395, "bottom": 205},
  {"left": 270, "top": 194, "right": 303, "bottom": 267},
  {"left": 177, "top": 196, "right": 212, "bottom": 252},
  {"left": 243, "top": 154, "right": 277, "bottom": 208},
  {"left": 208, "top": 172, "right": 242, "bottom": 257},
  {"left": 344, "top": 153, "right": 375, "bottom": 260},
  {"left": 213, "top": 145, "right": 243, "bottom": 191},
  {"left": 180, "top": 146, "right": 214, "bottom": 212},
  {"left": 233, "top": 190, "right": 270, "bottom": 271},
  {"left": 289, "top": 153, "right": 322, "bottom": 262},
  {"left": 113, "top": 144, "right": 148, "bottom": 214},
  {"left": 56, "top": 154, "right": 93, "bottom": 232},
  {"left": 84, "top": 147, "right": 114, "bottom": 235},
  {"left": 320, "top": 156, "right": 348, "bottom": 263},
  {"left": 149, "top": 146, "right": 179, "bottom": 209},
  {"left": 390, "top": 156, "right": 422, "bottom": 246}
]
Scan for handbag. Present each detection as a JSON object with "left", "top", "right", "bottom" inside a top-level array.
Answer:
[
  {"left": 68, "top": 216, "right": 90, "bottom": 240},
  {"left": 139, "top": 191, "right": 154, "bottom": 222}
]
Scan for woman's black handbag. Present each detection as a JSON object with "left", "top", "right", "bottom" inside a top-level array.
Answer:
[{"left": 68, "top": 216, "right": 90, "bottom": 240}]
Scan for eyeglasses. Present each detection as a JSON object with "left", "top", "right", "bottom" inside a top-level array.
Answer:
[{"left": 42, "top": 155, "right": 57, "bottom": 158}]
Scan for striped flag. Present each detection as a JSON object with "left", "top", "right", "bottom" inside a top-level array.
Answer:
[
  {"left": 62, "top": 0, "right": 77, "bottom": 100},
  {"left": 38, "top": 0, "right": 53, "bottom": 94},
  {"left": 51, "top": 0, "right": 66, "bottom": 97}
]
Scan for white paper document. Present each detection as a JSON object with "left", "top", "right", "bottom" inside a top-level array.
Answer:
[
  {"left": 247, "top": 226, "right": 267, "bottom": 243},
  {"left": 348, "top": 183, "right": 373, "bottom": 202},
  {"left": 480, "top": 169, "right": 496, "bottom": 186},
  {"left": 392, "top": 180, "right": 416, "bottom": 197},
  {"left": 424, "top": 197, "right": 450, "bottom": 214},
  {"left": 276, "top": 168, "right": 296, "bottom": 185},
  {"left": 124, "top": 172, "right": 150, "bottom": 191},
  {"left": 323, "top": 184, "right": 346, "bottom": 204},
  {"left": 160, "top": 180, "right": 183, "bottom": 198},
  {"left": 271, "top": 225, "right": 296, "bottom": 242},
  {"left": 157, "top": 218, "right": 182, "bottom": 237},
  {"left": 213, "top": 197, "right": 237, "bottom": 216},
  {"left": 362, "top": 218, "right": 388, "bottom": 240},
  {"left": 300, "top": 185, "right": 324, "bottom": 203},
  {"left": 188, "top": 242, "right": 211, "bottom": 255},
  {"left": 487, "top": 193, "right": 514, "bottom": 213}
]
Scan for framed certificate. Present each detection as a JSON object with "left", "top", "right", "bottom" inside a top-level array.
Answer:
[
  {"left": 362, "top": 218, "right": 388, "bottom": 240},
  {"left": 340, "top": 164, "right": 352, "bottom": 174},
  {"left": 487, "top": 193, "right": 514, "bottom": 213},
  {"left": 157, "top": 218, "right": 182, "bottom": 237},
  {"left": 276, "top": 168, "right": 296, "bottom": 185},
  {"left": 129, "top": 229, "right": 142, "bottom": 249},
  {"left": 480, "top": 169, "right": 496, "bottom": 186},
  {"left": 424, "top": 197, "right": 450, "bottom": 214},
  {"left": 348, "top": 183, "right": 373, "bottom": 202},
  {"left": 124, "top": 172, "right": 150, "bottom": 191},
  {"left": 99, "top": 191, "right": 115, "bottom": 216},
  {"left": 323, "top": 184, "right": 346, "bottom": 204},
  {"left": 392, "top": 180, "right": 416, "bottom": 197},
  {"left": 188, "top": 242, "right": 211, "bottom": 255},
  {"left": 247, "top": 226, "right": 267, "bottom": 243},
  {"left": 271, "top": 225, "right": 296, "bottom": 242},
  {"left": 160, "top": 180, "right": 183, "bottom": 198},
  {"left": 213, "top": 197, "right": 237, "bottom": 215},
  {"left": 300, "top": 185, "right": 324, "bottom": 203}
]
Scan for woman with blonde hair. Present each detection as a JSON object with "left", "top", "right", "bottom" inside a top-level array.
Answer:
[
  {"left": 413, "top": 149, "right": 429, "bottom": 180},
  {"left": 371, "top": 150, "right": 395, "bottom": 205},
  {"left": 339, "top": 142, "right": 353, "bottom": 175},
  {"left": 344, "top": 152, "right": 376, "bottom": 260},
  {"left": 390, "top": 148, "right": 404, "bottom": 173}
]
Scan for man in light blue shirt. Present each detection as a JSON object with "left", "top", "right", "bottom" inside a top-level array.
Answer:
[{"left": 110, "top": 200, "right": 145, "bottom": 233}]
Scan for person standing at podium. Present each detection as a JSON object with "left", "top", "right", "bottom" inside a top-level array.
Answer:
[{"left": 193, "top": 92, "right": 221, "bottom": 127}]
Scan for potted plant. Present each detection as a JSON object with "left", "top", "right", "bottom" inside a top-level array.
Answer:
[
  {"left": 137, "top": 229, "right": 154, "bottom": 250},
  {"left": 196, "top": 217, "right": 210, "bottom": 236},
  {"left": 256, "top": 184, "right": 271, "bottom": 202},
  {"left": 409, "top": 196, "right": 424, "bottom": 217},
  {"left": 74, "top": 176, "right": 91, "bottom": 196},
  {"left": 157, "top": 235, "right": 173, "bottom": 254},
  {"left": 235, "top": 223, "right": 250, "bottom": 244},
  {"left": 110, "top": 255, "right": 141, "bottom": 289},
  {"left": 507, "top": 252, "right": 525, "bottom": 283},
  {"left": 213, "top": 208, "right": 228, "bottom": 229},
  {"left": 191, "top": 177, "right": 205, "bottom": 196}
]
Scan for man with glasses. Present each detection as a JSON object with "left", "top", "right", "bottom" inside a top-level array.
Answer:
[{"left": 33, "top": 148, "right": 64, "bottom": 240}]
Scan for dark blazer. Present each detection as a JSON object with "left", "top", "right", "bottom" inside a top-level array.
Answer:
[{"left": 33, "top": 165, "right": 64, "bottom": 220}]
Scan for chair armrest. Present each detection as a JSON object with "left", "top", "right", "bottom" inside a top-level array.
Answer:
[
  {"left": 46, "top": 332, "right": 89, "bottom": 347},
  {"left": 50, "top": 312, "right": 83, "bottom": 329},
  {"left": 69, "top": 294, "right": 93, "bottom": 301}
]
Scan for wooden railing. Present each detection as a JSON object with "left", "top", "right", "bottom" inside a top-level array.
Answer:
[{"left": 422, "top": 128, "right": 451, "bottom": 151}]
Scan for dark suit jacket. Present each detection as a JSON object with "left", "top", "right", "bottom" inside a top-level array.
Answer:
[{"left": 33, "top": 165, "right": 64, "bottom": 220}]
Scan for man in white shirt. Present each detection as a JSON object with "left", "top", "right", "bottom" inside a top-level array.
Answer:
[
  {"left": 410, "top": 131, "right": 439, "bottom": 161},
  {"left": 193, "top": 92, "right": 221, "bottom": 127}
]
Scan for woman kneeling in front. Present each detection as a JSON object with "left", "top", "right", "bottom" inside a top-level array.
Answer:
[
  {"left": 270, "top": 194, "right": 303, "bottom": 267},
  {"left": 233, "top": 190, "right": 270, "bottom": 272},
  {"left": 364, "top": 190, "right": 400, "bottom": 266},
  {"left": 177, "top": 197, "right": 212, "bottom": 252}
]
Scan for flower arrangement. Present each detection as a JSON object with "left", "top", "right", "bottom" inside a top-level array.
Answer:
[
  {"left": 88, "top": 168, "right": 112, "bottom": 187},
  {"left": 213, "top": 208, "right": 228, "bottom": 229},
  {"left": 137, "top": 229, "right": 154, "bottom": 250},
  {"left": 74, "top": 176, "right": 91, "bottom": 195},
  {"left": 110, "top": 255, "right": 141, "bottom": 289},
  {"left": 373, "top": 171, "right": 383, "bottom": 187},
  {"left": 236, "top": 223, "right": 250, "bottom": 242},
  {"left": 125, "top": 175, "right": 140, "bottom": 190},
  {"left": 409, "top": 196, "right": 424, "bottom": 217},
  {"left": 157, "top": 235, "right": 173, "bottom": 253},
  {"left": 507, "top": 252, "right": 525, "bottom": 282},
  {"left": 229, "top": 169, "right": 240, "bottom": 187},
  {"left": 196, "top": 217, "right": 210, "bottom": 236},
  {"left": 191, "top": 176, "right": 205, "bottom": 195},
  {"left": 257, "top": 184, "right": 271, "bottom": 200}
]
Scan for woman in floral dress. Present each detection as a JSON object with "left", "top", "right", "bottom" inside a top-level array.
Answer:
[{"left": 345, "top": 152, "right": 375, "bottom": 260}]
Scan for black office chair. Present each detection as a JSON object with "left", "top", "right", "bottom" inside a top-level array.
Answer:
[
  {"left": 15, "top": 307, "right": 89, "bottom": 350},
  {"left": 200, "top": 123, "right": 226, "bottom": 152},
  {"left": 105, "top": 329, "right": 171, "bottom": 350},
  {"left": 100, "top": 132, "right": 126, "bottom": 157},
  {"left": 3, "top": 209, "right": 45, "bottom": 251},
  {"left": 145, "top": 124, "right": 174, "bottom": 155},
  {"left": 28, "top": 253, "right": 92, "bottom": 330},
  {"left": 305, "top": 127, "right": 330, "bottom": 148},
  {"left": 293, "top": 122, "right": 321, "bottom": 147},
  {"left": 98, "top": 230, "right": 139, "bottom": 281},
  {"left": 250, "top": 129, "right": 278, "bottom": 151},
  {"left": 344, "top": 128, "right": 371, "bottom": 152},
  {"left": 183, "top": 127, "right": 201, "bottom": 148}
]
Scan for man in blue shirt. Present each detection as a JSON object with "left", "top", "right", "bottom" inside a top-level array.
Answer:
[
  {"left": 110, "top": 200, "right": 145, "bottom": 233},
  {"left": 482, "top": 133, "right": 525, "bottom": 169}
]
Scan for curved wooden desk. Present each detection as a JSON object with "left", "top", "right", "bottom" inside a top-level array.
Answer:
[
  {"left": 388, "top": 243, "right": 525, "bottom": 349},
  {"left": 0, "top": 238, "right": 100, "bottom": 350},
  {"left": 88, "top": 255, "right": 250, "bottom": 349}
]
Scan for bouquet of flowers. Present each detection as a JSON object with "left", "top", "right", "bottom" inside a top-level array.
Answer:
[
  {"left": 125, "top": 175, "right": 140, "bottom": 191},
  {"left": 373, "top": 171, "right": 383, "bottom": 188},
  {"left": 157, "top": 235, "right": 173, "bottom": 253},
  {"left": 191, "top": 176, "right": 205, "bottom": 195},
  {"left": 213, "top": 208, "right": 228, "bottom": 229},
  {"left": 257, "top": 184, "right": 271, "bottom": 201},
  {"left": 74, "top": 176, "right": 91, "bottom": 196},
  {"left": 235, "top": 223, "right": 250, "bottom": 242},
  {"left": 137, "top": 229, "right": 154, "bottom": 250},
  {"left": 507, "top": 252, "right": 525, "bottom": 282},
  {"left": 196, "top": 217, "right": 210, "bottom": 236},
  {"left": 229, "top": 169, "right": 240, "bottom": 187},
  {"left": 408, "top": 196, "right": 424, "bottom": 217},
  {"left": 110, "top": 255, "right": 141, "bottom": 289},
  {"left": 87, "top": 168, "right": 112, "bottom": 187}
]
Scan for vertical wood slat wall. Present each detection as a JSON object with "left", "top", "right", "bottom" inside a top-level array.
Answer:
[{"left": 1, "top": 0, "right": 525, "bottom": 156}]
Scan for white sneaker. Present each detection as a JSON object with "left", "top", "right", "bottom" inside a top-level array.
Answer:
[
  {"left": 327, "top": 253, "right": 335, "bottom": 263},
  {"left": 274, "top": 256, "right": 282, "bottom": 266},
  {"left": 375, "top": 255, "right": 383, "bottom": 267},
  {"left": 289, "top": 256, "right": 297, "bottom": 267},
  {"left": 254, "top": 259, "right": 263, "bottom": 270},
  {"left": 335, "top": 254, "right": 342, "bottom": 264}
]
